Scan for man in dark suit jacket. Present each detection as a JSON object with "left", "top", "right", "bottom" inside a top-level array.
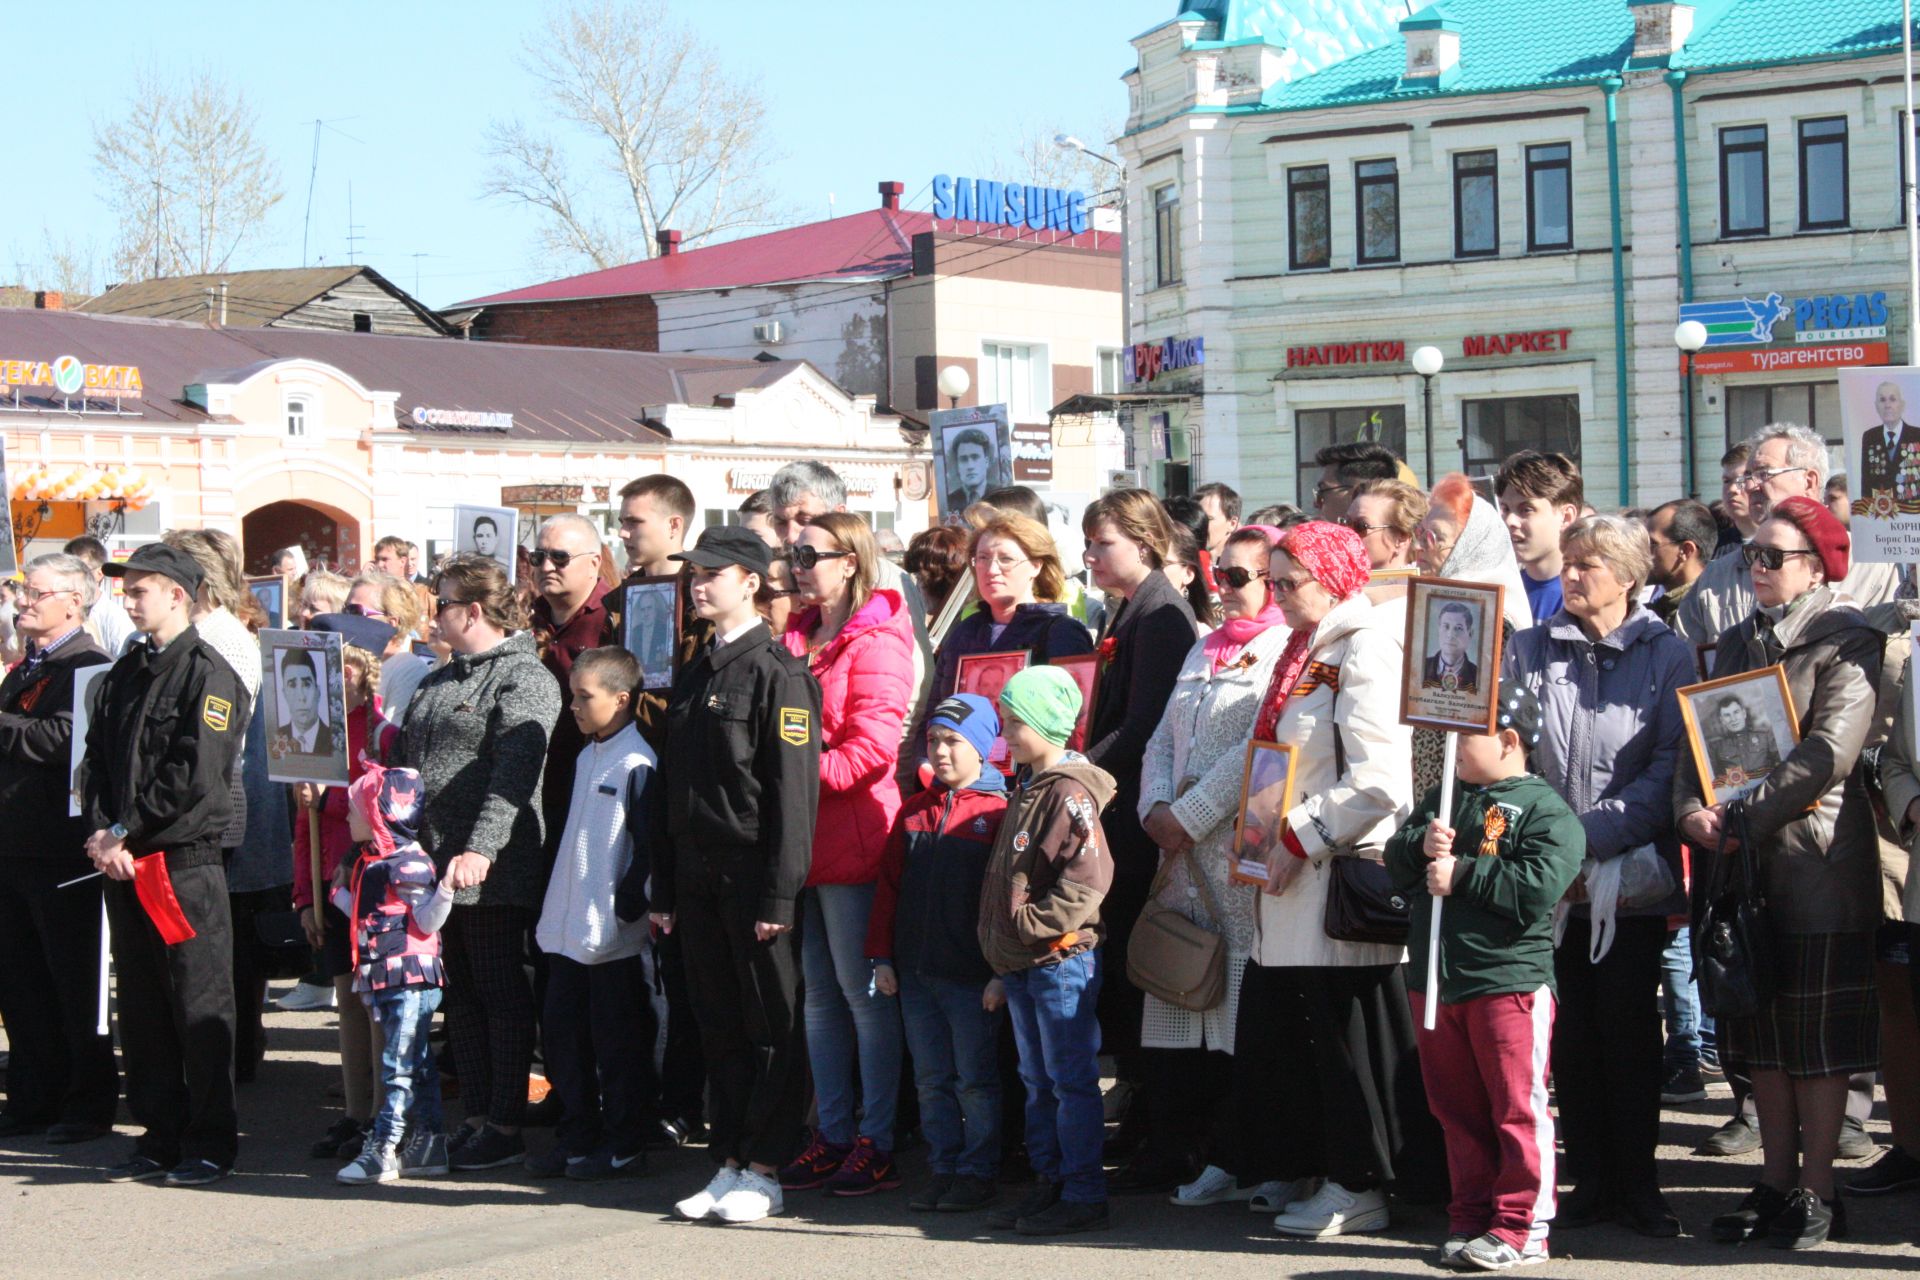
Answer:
[
  {"left": 943, "top": 429, "right": 994, "bottom": 515},
  {"left": 1856, "top": 379, "right": 1920, "bottom": 514},
  {"left": 1423, "top": 601, "right": 1479, "bottom": 692}
]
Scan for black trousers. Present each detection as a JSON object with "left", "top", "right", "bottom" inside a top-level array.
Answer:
[
  {"left": 1231, "top": 961, "right": 1411, "bottom": 1188},
  {"left": 651, "top": 930, "right": 707, "bottom": 1124},
  {"left": 544, "top": 952, "right": 657, "bottom": 1156},
  {"left": 1094, "top": 797, "right": 1156, "bottom": 1065},
  {"left": 226, "top": 883, "right": 291, "bottom": 1079},
  {"left": 441, "top": 904, "right": 537, "bottom": 1127},
  {"left": 1552, "top": 916, "right": 1668, "bottom": 1203},
  {"left": 0, "top": 860, "right": 118, "bottom": 1127},
  {"left": 674, "top": 864, "right": 809, "bottom": 1170},
  {"left": 105, "top": 861, "right": 238, "bottom": 1168}
]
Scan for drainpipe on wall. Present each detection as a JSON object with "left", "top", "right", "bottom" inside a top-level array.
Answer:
[
  {"left": 1667, "top": 70, "right": 1695, "bottom": 497},
  {"left": 1603, "top": 76, "right": 1631, "bottom": 507}
]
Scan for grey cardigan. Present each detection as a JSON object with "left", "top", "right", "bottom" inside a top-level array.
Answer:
[
  {"left": 399, "top": 630, "right": 561, "bottom": 910},
  {"left": 1504, "top": 604, "right": 1693, "bottom": 919}
]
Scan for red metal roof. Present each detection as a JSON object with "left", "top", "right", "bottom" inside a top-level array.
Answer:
[{"left": 459, "top": 208, "right": 1120, "bottom": 307}]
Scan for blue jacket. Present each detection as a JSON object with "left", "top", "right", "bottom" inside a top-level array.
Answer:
[
  {"left": 865, "top": 768, "right": 1007, "bottom": 984},
  {"left": 1503, "top": 604, "right": 1693, "bottom": 918},
  {"left": 906, "top": 602, "right": 1093, "bottom": 773}
]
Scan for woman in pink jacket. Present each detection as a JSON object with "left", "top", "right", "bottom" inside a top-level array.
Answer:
[{"left": 777, "top": 513, "right": 916, "bottom": 1197}]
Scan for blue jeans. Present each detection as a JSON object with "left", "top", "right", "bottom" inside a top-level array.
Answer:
[
  {"left": 801, "top": 883, "right": 903, "bottom": 1147},
  {"left": 1659, "top": 926, "right": 1701, "bottom": 1071},
  {"left": 1002, "top": 949, "right": 1105, "bottom": 1204},
  {"left": 899, "top": 971, "right": 1002, "bottom": 1179},
  {"left": 365, "top": 984, "right": 445, "bottom": 1152}
]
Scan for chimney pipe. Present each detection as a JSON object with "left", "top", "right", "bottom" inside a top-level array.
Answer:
[
  {"left": 657, "top": 229, "right": 683, "bottom": 256},
  {"left": 33, "top": 291, "right": 62, "bottom": 311},
  {"left": 219, "top": 280, "right": 228, "bottom": 326},
  {"left": 878, "top": 181, "right": 904, "bottom": 212}
]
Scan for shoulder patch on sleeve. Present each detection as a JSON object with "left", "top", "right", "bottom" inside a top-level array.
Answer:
[
  {"left": 779, "top": 706, "right": 811, "bottom": 746},
  {"left": 203, "top": 695, "right": 232, "bottom": 732}
]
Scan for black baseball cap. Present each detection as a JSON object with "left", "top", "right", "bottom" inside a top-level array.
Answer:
[
  {"left": 671, "top": 524, "right": 772, "bottom": 578},
  {"left": 103, "top": 543, "right": 204, "bottom": 597}
]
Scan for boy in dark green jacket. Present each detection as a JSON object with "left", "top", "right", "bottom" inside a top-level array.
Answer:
[{"left": 1385, "top": 681, "right": 1584, "bottom": 1272}]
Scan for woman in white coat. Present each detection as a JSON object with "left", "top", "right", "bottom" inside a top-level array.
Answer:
[
  {"left": 1227, "top": 521, "right": 1418, "bottom": 1240},
  {"left": 1131, "top": 525, "right": 1292, "bottom": 1203}
]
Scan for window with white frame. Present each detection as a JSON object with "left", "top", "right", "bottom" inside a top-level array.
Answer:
[
  {"left": 1152, "top": 183, "right": 1182, "bottom": 287},
  {"left": 980, "top": 341, "right": 1051, "bottom": 421},
  {"left": 1096, "top": 347, "right": 1125, "bottom": 394},
  {"left": 285, "top": 395, "right": 309, "bottom": 438}
]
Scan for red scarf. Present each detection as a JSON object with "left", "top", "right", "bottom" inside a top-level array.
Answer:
[{"left": 1250, "top": 521, "right": 1370, "bottom": 742}]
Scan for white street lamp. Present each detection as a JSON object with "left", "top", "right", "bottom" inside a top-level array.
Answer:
[
  {"left": 1675, "top": 321, "right": 1709, "bottom": 495},
  {"left": 1411, "top": 346, "right": 1445, "bottom": 480},
  {"left": 937, "top": 364, "right": 970, "bottom": 408}
]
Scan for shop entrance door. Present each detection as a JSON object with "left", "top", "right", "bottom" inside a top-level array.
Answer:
[{"left": 242, "top": 500, "right": 361, "bottom": 576}]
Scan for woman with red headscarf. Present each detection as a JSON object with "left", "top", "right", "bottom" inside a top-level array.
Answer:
[{"left": 1227, "top": 521, "right": 1419, "bottom": 1240}]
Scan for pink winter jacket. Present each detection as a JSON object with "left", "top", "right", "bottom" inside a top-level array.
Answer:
[{"left": 782, "top": 587, "right": 914, "bottom": 885}]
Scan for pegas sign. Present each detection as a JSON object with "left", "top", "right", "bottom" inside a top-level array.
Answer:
[
  {"left": 931, "top": 175, "right": 1090, "bottom": 234},
  {"left": 1680, "top": 289, "right": 1890, "bottom": 347},
  {"left": 1795, "top": 291, "right": 1887, "bottom": 342},
  {"left": 1126, "top": 335, "right": 1204, "bottom": 384}
]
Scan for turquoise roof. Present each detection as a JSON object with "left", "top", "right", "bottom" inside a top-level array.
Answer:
[
  {"left": 1149, "top": 0, "right": 1911, "bottom": 120},
  {"left": 1673, "top": 0, "right": 1915, "bottom": 70}
]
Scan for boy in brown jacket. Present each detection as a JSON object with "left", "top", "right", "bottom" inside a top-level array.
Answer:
[{"left": 976, "top": 666, "right": 1116, "bottom": 1237}]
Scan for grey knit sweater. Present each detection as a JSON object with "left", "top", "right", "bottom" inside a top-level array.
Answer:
[{"left": 399, "top": 630, "right": 561, "bottom": 910}]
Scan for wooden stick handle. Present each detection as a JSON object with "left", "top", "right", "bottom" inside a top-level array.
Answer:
[{"left": 1424, "top": 734, "right": 1457, "bottom": 1032}]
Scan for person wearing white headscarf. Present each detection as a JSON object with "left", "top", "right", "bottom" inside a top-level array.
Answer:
[{"left": 1418, "top": 475, "right": 1533, "bottom": 636}]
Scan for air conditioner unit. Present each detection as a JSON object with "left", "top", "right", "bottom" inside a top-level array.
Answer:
[{"left": 753, "top": 321, "right": 784, "bottom": 344}]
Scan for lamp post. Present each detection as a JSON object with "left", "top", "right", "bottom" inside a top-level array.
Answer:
[
  {"left": 1411, "top": 345, "right": 1445, "bottom": 482},
  {"left": 1057, "top": 134, "right": 1131, "bottom": 471},
  {"left": 937, "top": 364, "right": 970, "bottom": 410},
  {"left": 1675, "top": 320, "right": 1708, "bottom": 498}
]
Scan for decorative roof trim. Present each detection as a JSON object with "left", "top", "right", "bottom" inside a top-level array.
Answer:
[
  {"left": 1429, "top": 105, "right": 1590, "bottom": 129},
  {"left": 1264, "top": 122, "right": 1415, "bottom": 146}
]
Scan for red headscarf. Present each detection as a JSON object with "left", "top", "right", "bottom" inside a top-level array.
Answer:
[{"left": 1252, "top": 522, "right": 1373, "bottom": 742}]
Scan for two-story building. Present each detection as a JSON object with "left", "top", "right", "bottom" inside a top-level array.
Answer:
[{"left": 1118, "top": 0, "right": 1915, "bottom": 508}]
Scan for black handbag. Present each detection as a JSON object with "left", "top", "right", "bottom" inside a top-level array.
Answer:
[
  {"left": 1695, "top": 801, "right": 1776, "bottom": 1020},
  {"left": 252, "top": 908, "right": 316, "bottom": 981},
  {"left": 1318, "top": 697, "right": 1411, "bottom": 946}
]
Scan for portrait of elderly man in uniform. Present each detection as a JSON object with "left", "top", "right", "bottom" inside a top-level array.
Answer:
[
  {"left": 1703, "top": 692, "right": 1782, "bottom": 792},
  {"left": 1422, "top": 600, "right": 1481, "bottom": 693},
  {"left": 1856, "top": 378, "right": 1920, "bottom": 514},
  {"left": 273, "top": 649, "right": 333, "bottom": 758}
]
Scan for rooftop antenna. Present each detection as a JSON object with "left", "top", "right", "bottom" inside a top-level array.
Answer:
[
  {"left": 345, "top": 181, "right": 365, "bottom": 263},
  {"left": 302, "top": 116, "right": 363, "bottom": 268},
  {"left": 410, "top": 252, "right": 430, "bottom": 295}
]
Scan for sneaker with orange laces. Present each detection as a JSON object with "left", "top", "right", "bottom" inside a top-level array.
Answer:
[
  {"left": 823, "top": 1137, "right": 901, "bottom": 1197},
  {"left": 778, "top": 1132, "right": 851, "bottom": 1191}
]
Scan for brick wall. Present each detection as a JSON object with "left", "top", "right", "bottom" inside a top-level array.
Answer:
[{"left": 472, "top": 295, "right": 660, "bottom": 350}]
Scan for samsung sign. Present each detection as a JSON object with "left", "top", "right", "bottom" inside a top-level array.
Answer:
[{"left": 931, "top": 175, "right": 1090, "bottom": 234}]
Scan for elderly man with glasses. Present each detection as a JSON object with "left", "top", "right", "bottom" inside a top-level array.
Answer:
[
  {"left": 528, "top": 514, "right": 611, "bottom": 865},
  {"left": 0, "top": 554, "right": 117, "bottom": 1144}
]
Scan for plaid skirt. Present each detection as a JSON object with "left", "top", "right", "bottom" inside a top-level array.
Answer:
[{"left": 1724, "top": 930, "right": 1879, "bottom": 1079}]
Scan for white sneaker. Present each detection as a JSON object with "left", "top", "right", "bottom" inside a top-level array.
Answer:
[
  {"left": 1272, "top": 1180, "right": 1390, "bottom": 1237},
  {"left": 675, "top": 1166, "right": 740, "bottom": 1220},
  {"left": 1171, "top": 1164, "right": 1254, "bottom": 1206},
  {"left": 1250, "top": 1177, "right": 1316, "bottom": 1213},
  {"left": 711, "top": 1168, "right": 783, "bottom": 1223},
  {"left": 274, "top": 982, "right": 336, "bottom": 1012}
]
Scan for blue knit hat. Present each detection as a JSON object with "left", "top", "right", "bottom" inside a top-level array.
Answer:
[{"left": 928, "top": 693, "right": 999, "bottom": 763}]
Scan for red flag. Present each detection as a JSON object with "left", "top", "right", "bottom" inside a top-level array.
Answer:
[{"left": 132, "top": 852, "right": 197, "bottom": 945}]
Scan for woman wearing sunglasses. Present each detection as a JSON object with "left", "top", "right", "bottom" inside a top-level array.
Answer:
[
  {"left": 1134, "top": 525, "right": 1292, "bottom": 1208},
  {"left": 1679, "top": 497, "right": 1887, "bottom": 1250},
  {"left": 775, "top": 514, "right": 916, "bottom": 1197}
]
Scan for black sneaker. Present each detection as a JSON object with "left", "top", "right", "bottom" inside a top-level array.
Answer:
[
  {"left": 523, "top": 1144, "right": 578, "bottom": 1178},
  {"left": 1848, "top": 1145, "right": 1920, "bottom": 1196},
  {"left": 937, "top": 1175, "right": 999, "bottom": 1213},
  {"left": 1660, "top": 1064, "right": 1707, "bottom": 1104},
  {"left": 450, "top": 1126, "right": 526, "bottom": 1171},
  {"left": 1836, "top": 1116, "right": 1878, "bottom": 1162},
  {"left": 1017, "top": 1197, "right": 1110, "bottom": 1235},
  {"left": 1712, "top": 1182, "right": 1789, "bottom": 1243},
  {"left": 988, "top": 1178, "right": 1061, "bottom": 1230},
  {"left": 908, "top": 1173, "right": 956, "bottom": 1212},
  {"left": 1617, "top": 1190, "right": 1682, "bottom": 1238},
  {"left": 164, "top": 1158, "right": 231, "bottom": 1188},
  {"left": 1766, "top": 1187, "right": 1845, "bottom": 1249},
  {"left": 102, "top": 1154, "right": 169, "bottom": 1183},
  {"left": 1697, "top": 1114, "right": 1761, "bottom": 1157},
  {"left": 310, "top": 1116, "right": 364, "bottom": 1160},
  {"left": 566, "top": 1147, "right": 646, "bottom": 1181}
]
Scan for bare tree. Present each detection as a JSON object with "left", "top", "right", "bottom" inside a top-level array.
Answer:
[
  {"left": 10, "top": 227, "right": 103, "bottom": 299},
  {"left": 482, "top": 0, "right": 785, "bottom": 273},
  {"left": 92, "top": 69, "right": 282, "bottom": 282},
  {"left": 978, "top": 117, "right": 1126, "bottom": 199}
]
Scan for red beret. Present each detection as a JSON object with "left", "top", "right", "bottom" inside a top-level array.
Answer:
[{"left": 1767, "top": 495, "right": 1849, "bottom": 584}]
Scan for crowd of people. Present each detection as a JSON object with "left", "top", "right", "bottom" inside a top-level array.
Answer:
[{"left": 0, "top": 436, "right": 1915, "bottom": 1263}]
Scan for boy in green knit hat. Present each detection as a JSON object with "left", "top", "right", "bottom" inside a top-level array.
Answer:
[
  {"left": 976, "top": 666, "right": 1117, "bottom": 1237},
  {"left": 1385, "top": 678, "right": 1583, "bottom": 1272}
]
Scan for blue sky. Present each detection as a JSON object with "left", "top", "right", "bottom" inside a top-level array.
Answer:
[{"left": 3, "top": 1, "right": 1169, "bottom": 307}]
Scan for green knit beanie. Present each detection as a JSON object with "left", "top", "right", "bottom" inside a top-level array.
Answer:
[{"left": 998, "top": 666, "right": 1083, "bottom": 746}]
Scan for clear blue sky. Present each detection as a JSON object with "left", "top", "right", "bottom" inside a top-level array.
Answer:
[{"left": 2, "top": 0, "right": 1169, "bottom": 307}]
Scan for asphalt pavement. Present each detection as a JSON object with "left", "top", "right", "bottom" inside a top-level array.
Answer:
[{"left": 1, "top": 992, "right": 1916, "bottom": 1279}]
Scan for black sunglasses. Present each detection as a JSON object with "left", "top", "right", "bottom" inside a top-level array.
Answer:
[
  {"left": 434, "top": 596, "right": 472, "bottom": 614},
  {"left": 1341, "top": 516, "right": 1391, "bottom": 537},
  {"left": 527, "top": 548, "right": 593, "bottom": 569},
  {"left": 1740, "top": 544, "right": 1818, "bottom": 571},
  {"left": 1214, "top": 565, "right": 1269, "bottom": 590},
  {"left": 787, "top": 545, "right": 853, "bottom": 571}
]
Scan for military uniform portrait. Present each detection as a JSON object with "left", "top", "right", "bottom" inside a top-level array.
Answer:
[
  {"left": 260, "top": 629, "right": 351, "bottom": 785},
  {"left": 1400, "top": 577, "right": 1506, "bottom": 733},
  {"left": 1678, "top": 665, "right": 1800, "bottom": 805},
  {"left": 1840, "top": 367, "right": 1920, "bottom": 564}
]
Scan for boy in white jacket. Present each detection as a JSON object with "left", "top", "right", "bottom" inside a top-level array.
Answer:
[{"left": 531, "top": 647, "right": 658, "bottom": 1180}]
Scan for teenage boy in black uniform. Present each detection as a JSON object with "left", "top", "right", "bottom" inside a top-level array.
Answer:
[
  {"left": 82, "top": 543, "right": 247, "bottom": 1187},
  {"left": 647, "top": 525, "right": 821, "bottom": 1226}
]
